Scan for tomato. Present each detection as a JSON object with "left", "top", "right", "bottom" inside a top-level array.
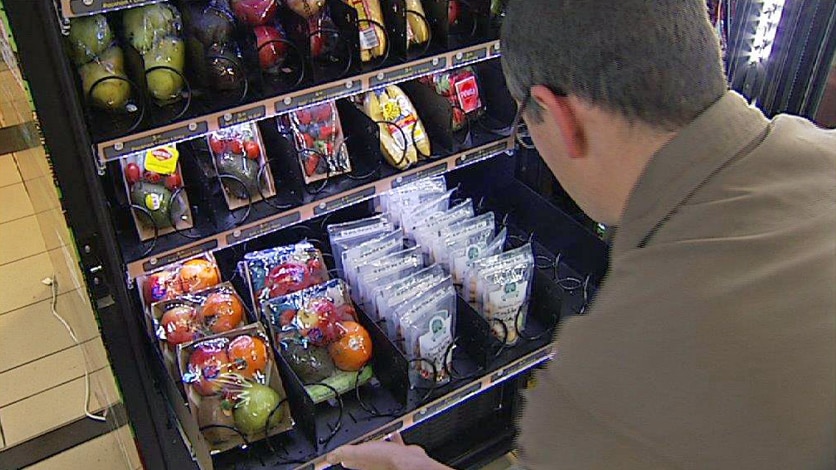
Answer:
[
  {"left": 229, "top": 139, "right": 244, "bottom": 155},
  {"left": 209, "top": 136, "right": 227, "bottom": 155},
  {"left": 201, "top": 292, "right": 245, "bottom": 334},
  {"left": 244, "top": 141, "right": 261, "bottom": 160},
  {"left": 328, "top": 321, "right": 372, "bottom": 371},
  {"left": 165, "top": 173, "right": 183, "bottom": 190},
  {"left": 296, "top": 109, "right": 313, "bottom": 125},
  {"left": 144, "top": 171, "right": 162, "bottom": 183},
  {"left": 125, "top": 163, "right": 141, "bottom": 185},
  {"left": 227, "top": 335, "right": 269, "bottom": 379},
  {"left": 160, "top": 306, "right": 200, "bottom": 345}
]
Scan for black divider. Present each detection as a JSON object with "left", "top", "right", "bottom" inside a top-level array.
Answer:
[
  {"left": 444, "top": 0, "right": 492, "bottom": 48},
  {"left": 381, "top": 0, "right": 408, "bottom": 62},
  {"left": 318, "top": 0, "right": 363, "bottom": 80}
]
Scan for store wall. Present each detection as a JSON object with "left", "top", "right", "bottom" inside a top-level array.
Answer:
[{"left": 0, "top": 3, "right": 142, "bottom": 468}]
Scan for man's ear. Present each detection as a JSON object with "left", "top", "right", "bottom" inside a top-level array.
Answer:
[{"left": 530, "top": 85, "right": 586, "bottom": 159}]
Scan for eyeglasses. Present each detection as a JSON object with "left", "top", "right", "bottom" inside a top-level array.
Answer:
[{"left": 511, "top": 91, "right": 535, "bottom": 149}]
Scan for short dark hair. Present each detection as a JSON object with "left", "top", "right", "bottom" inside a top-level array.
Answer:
[{"left": 501, "top": 0, "right": 727, "bottom": 130}]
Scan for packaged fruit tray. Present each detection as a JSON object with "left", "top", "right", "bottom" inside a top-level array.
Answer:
[
  {"left": 150, "top": 282, "right": 250, "bottom": 376},
  {"left": 262, "top": 279, "right": 375, "bottom": 404},
  {"left": 207, "top": 122, "right": 276, "bottom": 210},
  {"left": 139, "top": 253, "right": 223, "bottom": 312},
  {"left": 177, "top": 323, "right": 295, "bottom": 457}
]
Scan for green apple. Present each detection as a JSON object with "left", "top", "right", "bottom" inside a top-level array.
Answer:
[
  {"left": 233, "top": 382, "right": 283, "bottom": 435},
  {"left": 68, "top": 14, "right": 113, "bottom": 65},
  {"left": 79, "top": 46, "right": 130, "bottom": 110},
  {"left": 124, "top": 4, "right": 179, "bottom": 53},
  {"left": 145, "top": 37, "right": 185, "bottom": 102}
]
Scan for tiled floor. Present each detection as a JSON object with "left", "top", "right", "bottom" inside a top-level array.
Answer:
[{"left": 0, "top": 51, "right": 141, "bottom": 469}]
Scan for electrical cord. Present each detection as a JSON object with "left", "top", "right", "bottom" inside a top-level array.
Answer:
[{"left": 43, "top": 275, "right": 108, "bottom": 422}]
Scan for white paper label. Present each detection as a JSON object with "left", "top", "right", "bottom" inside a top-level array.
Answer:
[
  {"left": 418, "top": 312, "right": 453, "bottom": 381},
  {"left": 487, "top": 280, "right": 528, "bottom": 344}
]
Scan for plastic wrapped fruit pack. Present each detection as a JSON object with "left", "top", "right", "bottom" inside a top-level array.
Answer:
[
  {"left": 263, "top": 279, "right": 374, "bottom": 402},
  {"left": 207, "top": 123, "right": 275, "bottom": 209},
  {"left": 122, "top": 3, "right": 187, "bottom": 105},
  {"left": 121, "top": 146, "right": 192, "bottom": 241},
  {"left": 151, "top": 282, "right": 249, "bottom": 349},
  {"left": 178, "top": 324, "right": 293, "bottom": 450},
  {"left": 140, "top": 253, "right": 222, "bottom": 311},
  {"left": 240, "top": 241, "right": 330, "bottom": 312},
  {"left": 229, "top": 0, "right": 293, "bottom": 76},
  {"left": 419, "top": 66, "right": 485, "bottom": 132},
  {"left": 361, "top": 85, "right": 430, "bottom": 170},
  {"left": 182, "top": 1, "right": 246, "bottom": 93},
  {"left": 284, "top": 101, "right": 352, "bottom": 184}
]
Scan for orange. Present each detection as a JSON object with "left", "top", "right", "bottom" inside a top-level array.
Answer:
[
  {"left": 202, "top": 292, "right": 245, "bottom": 333},
  {"left": 178, "top": 259, "right": 221, "bottom": 293},
  {"left": 228, "top": 335, "right": 269, "bottom": 379},
  {"left": 328, "top": 321, "right": 372, "bottom": 372}
]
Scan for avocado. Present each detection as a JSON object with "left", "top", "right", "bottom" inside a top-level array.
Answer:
[
  {"left": 130, "top": 182, "right": 177, "bottom": 229},
  {"left": 217, "top": 154, "right": 259, "bottom": 200},
  {"left": 283, "top": 341, "right": 335, "bottom": 384}
]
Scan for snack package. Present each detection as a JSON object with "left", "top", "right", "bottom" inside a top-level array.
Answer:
[
  {"left": 384, "top": 179, "right": 449, "bottom": 229},
  {"left": 328, "top": 215, "right": 395, "bottom": 277},
  {"left": 123, "top": 3, "right": 187, "bottom": 104},
  {"left": 178, "top": 324, "right": 293, "bottom": 451},
  {"left": 341, "top": 229, "right": 405, "bottom": 288},
  {"left": 263, "top": 279, "right": 374, "bottom": 401},
  {"left": 400, "top": 277, "right": 456, "bottom": 385},
  {"left": 67, "top": 15, "right": 133, "bottom": 112},
  {"left": 377, "top": 264, "right": 446, "bottom": 335},
  {"left": 435, "top": 212, "right": 496, "bottom": 271},
  {"left": 284, "top": 101, "right": 352, "bottom": 183},
  {"left": 405, "top": 0, "right": 430, "bottom": 47},
  {"left": 343, "top": 0, "right": 387, "bottom": 62},
  {"left": 463, "top": 243, "right": 533, "bottom": 306},
  {"left": 140, "top": 253, "right": 222, "bottom": 314},
  {"left": 355, "top": 246, "right": 424, "bottom": 312},
  {"left": 446, "top": 217, "right": 497, "bottom": 285},
  {"left": 459, "top": 226, "right": 507, "bottom": 292},
  {"left": 207, "top": 123, "right": 275, "bottom": 209},
  {"left": 362, "top": 85, "right": 431, "bottom": 169},
  {"left": 151, "top": 282, "right": 249, "bottom": 349},
  {"left": 413, "top": 199, "right": 475, "bottom": 261},
  {"left": 240, "top": 242, "right": 330, "bottom": 312},
  {"left": 182, "top": 1, "right": 246, "bottom": 92},
  {"left": 478, "top": 249, "right": 534, "bottom": 345},
  {"left": 400, "top": 189, "right": 455, "bottom": 238},
  {"left": 380, "top": 176, "right": 446, "bottom": 215},
  {"left": 122, "top": 146, "right": 193, "bottom": 241},
  {"left": 390, "top": 275, "right": 452, "bottom": 344},
  {"left": 419, "top": 67, "right": 485, "bottom": 131}
]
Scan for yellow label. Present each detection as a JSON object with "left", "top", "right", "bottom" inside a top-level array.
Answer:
[
  {"left": 382, "top": 100, "right": 401, "bottom": 121},
  {"left": 144, "top": 146, "right": 180, "bottom": 175},
  {"left": 145, "top": 193, "right": 163, "bottom": 211}
]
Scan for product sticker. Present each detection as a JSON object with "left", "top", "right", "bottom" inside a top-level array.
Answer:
[
  {"left": 352, "top": 0, "right": 381, "bottom": 50},
  {"left": 144, "top": 146, "right": 180, "bottom": 175},
  {"left": 487, "top": 280, "right": 528, "bottom": 344},
  {"left": 417, "top": 312, "right": 453, "bottom": 381},
  {"left": 378, "top": 92, "right": 426, "bottom": 151},
  {"left": 450, "top": 242, "right": 485, "bottom": 284},
  {"left": 145, "top": 193, "right": 164, "bottom": 211},
  {"left": 454, "top": 75, "right": 482, "bottom": 114}
]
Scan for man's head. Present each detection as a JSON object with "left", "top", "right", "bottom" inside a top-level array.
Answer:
[{"left": 502, "top": 0, "right": 727, "bottom": 224}]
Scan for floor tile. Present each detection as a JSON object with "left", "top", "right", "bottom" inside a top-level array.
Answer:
[
  {"left": 0, "top": 248, "right": 79, "bottom": 315},
  {"left": 12, "top": 147, "right": 51, "bottom": 182},
  {"left": 0, "top": 215, "right": 46, "bottom": 265},
  {"left": 0, "top": 154, "right": 22, "bottom": 188},
  {"left": 0, "top": 368, "right": 120, "bottom": 446},
  {"left": 22, "top": 425, "right": 140, "bottom": 470},
  {"left": 23, "top": 175, "right": 60, "bottom": 214},
  {"left": 34, "top": 209, "right": 71, "bottom": 251},
  {"left": 0, "top": 289, "right": 100, "bottom": 372},
  {"left": 0, "top": 337, "right": 110, "bottom": 407},
  {"left": 0, "top": 182, "right": 34, "bottom": 223}
]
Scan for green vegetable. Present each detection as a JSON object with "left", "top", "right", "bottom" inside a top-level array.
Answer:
[{"left": 217, "top": 155, "right": 259, "bottom": 200}]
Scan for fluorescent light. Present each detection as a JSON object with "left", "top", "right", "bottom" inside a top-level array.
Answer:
[{"left": 748, "top": 0, "right": 786, "bottom": 64}]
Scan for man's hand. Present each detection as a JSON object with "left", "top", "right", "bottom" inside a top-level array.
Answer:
[{"left": 326, "top": 433, "right": 452, "bottom": 470}]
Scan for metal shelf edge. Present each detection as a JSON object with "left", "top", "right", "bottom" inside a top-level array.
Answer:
[
  {"left": 125, "top": 136, "right": 513, "bottom": 280},
  {"left": 95, "top": 40, "right": 502, "bottom": 164}
]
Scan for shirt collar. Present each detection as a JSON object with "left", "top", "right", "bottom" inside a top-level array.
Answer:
[{"left": 613, "top": 91, "right": 771, "bottom": 255}]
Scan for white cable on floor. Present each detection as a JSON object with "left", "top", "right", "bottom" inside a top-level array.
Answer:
[{"left": 44, "top": 275, "right": 108, "bottom": 423}]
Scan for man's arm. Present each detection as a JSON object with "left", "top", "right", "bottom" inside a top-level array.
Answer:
[{"left": 327, "top": 432, "right": 454, "bottom": 470}]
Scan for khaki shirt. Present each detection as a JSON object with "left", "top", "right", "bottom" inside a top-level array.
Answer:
[{"left": 518, "top": 91, "right": 836, "bottom": 469}]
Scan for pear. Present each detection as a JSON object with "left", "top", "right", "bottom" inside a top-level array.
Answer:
[
  {"left": 79, "top": 46, "right": 130, "bottom": 111},
  {"left": 233, "top": 382, "right": 283, "bottom": 436},
  {"left": 124, "top": 4, "right": 179, "bottom": 53},
  {"left": 68, "top": 15, "right": 113, "bottom": 65},
  {"left": 145, "top": 37, "right": 185, "bottom": 102}
]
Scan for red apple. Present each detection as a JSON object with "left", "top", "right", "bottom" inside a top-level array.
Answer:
[
  {"left": 187, "top": 341, "right": 231, "bottom": 396},
  {"left": 254, "top": 25, "right": 287, "bottom": 71},
  {"left": 264, "top": 262, "right": 311, "bottom": 298},
  {"left": 231, "top": 0, "right": 279, "bottom": 25},
  {"left": 301, "top": 298, "right": 341, "bottom": 346},
  {"left": 143, "top": 271, "right": 176, "bottom": 305},
  {"left": 160, "top": 306, "right": 200, "bottom": 345}
]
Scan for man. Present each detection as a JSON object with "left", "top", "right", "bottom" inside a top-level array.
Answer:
[{"left": 328, "top": 0, "right": 836, "bottom": 468}]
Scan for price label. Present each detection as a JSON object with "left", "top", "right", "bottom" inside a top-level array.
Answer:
[
  {"left": 218, "top": 105, "right": 267, "bottom": 128},
  {"left": 226, "top": 212, "right": 302, "bottom": 245},
  {"left": 357, "top": 421, "right": 404, "bottom": 444},
  {"left": 313, "top": 187, "right": 376, "bottom": 215},
  {"left": 369, "top": 58, "right": 448, "bottom": 87},
  {"left": 418, "top": 382, "right": 482, "bottom": 419},
  {"left": 141, "top": 239, "right": 219, "bottom": 273},
  {"left": 391, "top": 162, "right": 448, "bottom": 189},
  {"left": 487, "top": 41, "right": 501, "bottom": 58},
  {"left": 455, "top": 141, "right": 509, "bottom": 167},
  {"left": 490, "top": 347, "right": 552, "bottom": 384},
  {"left": 102, "top": 121, "right": 209, "bottom": 160},
  {"left": 453, "top": 47, "right": 488, "bottom": 67},
  {"left": 68, "top": 0, "right": 162, "bottom": 15},
  {"left": 275, "top": 81, "right": 362, "bottom": 114}
]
